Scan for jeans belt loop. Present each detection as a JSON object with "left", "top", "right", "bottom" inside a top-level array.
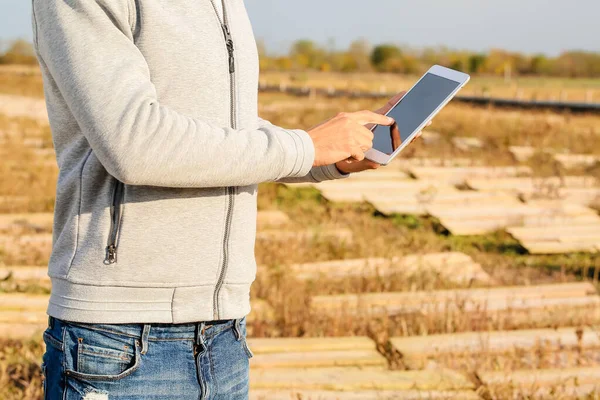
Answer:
[
  {"left": 233, "top": 318, "right": 242, "bottom": 341},
  {"left": 141, "top": 324, "right": 151, "bottom": 355}
]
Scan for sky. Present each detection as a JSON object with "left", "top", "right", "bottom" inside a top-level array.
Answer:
[{"left": 1, "top": 0, "right": 598, "bottom": 56}]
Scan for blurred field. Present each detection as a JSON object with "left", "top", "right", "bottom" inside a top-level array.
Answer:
[
  {"left": 3, "top": 65, "right": 600, "bottom": 103},
  {"left": 259, "top": 71, "right": 600, "bottom": 103},
  {"left": 1, "top": 68, "right": 600, "bottom": 399}
]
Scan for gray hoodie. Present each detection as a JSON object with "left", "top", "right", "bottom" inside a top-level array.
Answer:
[{"left": 31, "top": 0, "right": 347, "bottom": 324}]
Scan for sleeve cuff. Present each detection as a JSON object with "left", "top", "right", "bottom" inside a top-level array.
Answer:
[
  {"left": 276, "top": 128, "right": 315, "bottom": 179},
  {"left": 310, "top": 164, "right": 351, "bottom": 182}
]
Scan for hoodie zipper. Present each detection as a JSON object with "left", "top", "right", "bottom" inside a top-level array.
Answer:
[
  {"left": 210, "top": 0, "right": 236, "bottom": 319},
  {"left": 104, "top": 179, "right": 125, "bottom": 265}
]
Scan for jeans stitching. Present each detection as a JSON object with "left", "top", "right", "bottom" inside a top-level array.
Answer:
[
  {"left": 79, "top": 348, "right": 133, "bottom": 362},
  {"left": 209, "top": 341, "right": 217, "bottom": 397}
]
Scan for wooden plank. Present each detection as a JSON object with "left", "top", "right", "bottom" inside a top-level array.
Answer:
[
  {"left": 317, "top": 180, "right": 450, "bottom": 191},
  {"left": 518, "top": 214, "right": 600, "bottom": 227},
  {"left": 467, "top": 176, "right": 598, "bottom": 192},
  {"left": 250, "top": 349, "right": 386, "bottom": 369},
  {"left": 409, "top": 166, "right": 531, "bottom": 184},
  {"left": 311, "top": 283, "right": 599, "bottom": 316},
  {"left": 0, "top": 213, "right": 54, "bottom": 232},
  {"left": 247, "top": 336, "right": 385, "bottom": 369},
  {"left": 372, "top": 191, "right": 520, "bottom": 206},
  {"left": 507, "top": 223, "right": 600, "bottom": 255},
  {"left": 428, "top": 203, "right": 595, "bottom": 220},
  {"left": 318, "top": 180, "right": 457, "bottom": 195},
  {"left": 288, "top": 252, "right": 492, "bottom": 284},
  {"left": 368, "top": 192, "right": 520, "bottom": 217},
  {"left": 508, "top": 225, "right": 600, "bottom": 241},
  {"left": 314, "top": 292, "right": 600, "bottom": 318},
  {"left": 317, "top": 190, "right": 366, "bottom": 203},
  {"left": 256, "top": 211, "right": 290, "bottom": 230},
  {"left": 389, "top": 327, "right": 600, "bottom": 368},
  {"left": 394, "top": 157, "right": 483, "bottom": 169},
  {"left": 0, "top": 265, "right": 48, "bottom": 282},
  {"left": 320, "top": 184, "right": 459, "bottom": 204},
  {"left": 433, "top": 202, "right": 600, "bottom": 236},
  {"left": 519, "top": 241, "right": 600, "bottom": 255},
  {"left": 250, "top": 389, "right": 481, "bottom": 400},
  {"left": 558, "top": 232, "right": 600, "bottom": 242},
  {"left": 343, "top": 169, "right": 409, "bottom": 181},
  {"left": 247, "top": 337, "right": 377, "bottom": 354},
  {"left": 250, "top": 367, "right": 474, "bottom": 391},
  {"left": 554, "top": 153, "right": 600, "bottom": 169}
]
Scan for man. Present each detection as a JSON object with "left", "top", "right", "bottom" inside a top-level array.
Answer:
[{"left": 32, "top": 0, "right": 403, "bottom": 398}]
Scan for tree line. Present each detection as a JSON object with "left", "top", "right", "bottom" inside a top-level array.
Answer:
[
  {"left": 2, "top": 38, "right": 599, "bottom": 78},
  {"left": 258, "top": 39, "right": 600, "bottom": 78}
]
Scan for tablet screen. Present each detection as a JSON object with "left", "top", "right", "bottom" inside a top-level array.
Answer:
[{"left": 372, "top": 73, "right": 460, "bottom": 155}]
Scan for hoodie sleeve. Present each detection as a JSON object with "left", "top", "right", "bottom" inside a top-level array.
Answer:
[
  {"left": 31, "top": 0, "right": 314, "bottom": 188},
  {"left": 257, "top": 118, "right": 350, "bottom": 183}
]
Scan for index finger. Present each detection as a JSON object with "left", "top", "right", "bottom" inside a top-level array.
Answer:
[{"left": 351, "top": 110, "right": 395, "bottom": 127}]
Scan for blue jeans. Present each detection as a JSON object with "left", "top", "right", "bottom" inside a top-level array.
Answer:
[{"left": 42, "top": 316, "right": 253, "bottom": 399}]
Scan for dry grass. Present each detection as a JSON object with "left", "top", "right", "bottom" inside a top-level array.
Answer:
[
  {"left": 1, "top": 69, "right": 600, "bottom": 399},
  {"left": 0, "top": 66, "right": 44, "bottom": 98},
  {"left": 0, "top": 339, "right": 44, "bottom": 400},
  {"left": 0, "top": 114, "right": 56, "bottom": 214}
]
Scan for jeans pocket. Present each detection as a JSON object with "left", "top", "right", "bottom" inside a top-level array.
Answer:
[
  {"left": 65, "top": 328, "right": 140, "bottom": 382},
  {"left": 77, "top": 342, "right": 135, "bottom": 376}
]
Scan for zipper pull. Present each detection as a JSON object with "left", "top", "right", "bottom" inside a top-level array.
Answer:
[
  {"left": 222, "top": 24, "right": 235, "bottom": 73},
  {"left": 104, "top": 244, "right": 117, "bottom": 265}
]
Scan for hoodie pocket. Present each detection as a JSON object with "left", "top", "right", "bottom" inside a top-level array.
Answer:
[
  {"left": 104, "top": 179, "right": 125, "bottom": 265},
  {"left": 67, "top": 153, "right": 226, "bottom": 286}
]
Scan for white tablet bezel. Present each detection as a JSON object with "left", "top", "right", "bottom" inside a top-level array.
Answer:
[{"left": 365, "top": 65, "right": 470, "bottom": 165}]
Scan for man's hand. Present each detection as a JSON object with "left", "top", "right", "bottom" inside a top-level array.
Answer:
[
  {"left": 335, "top": 92, "right": 405, "bottom": 174},
  {"left": 308, "top": 111, "right": 395, "bottom": 167},
  {"left": 335, "top": 91, "right": 431, "bottom": 174}
]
